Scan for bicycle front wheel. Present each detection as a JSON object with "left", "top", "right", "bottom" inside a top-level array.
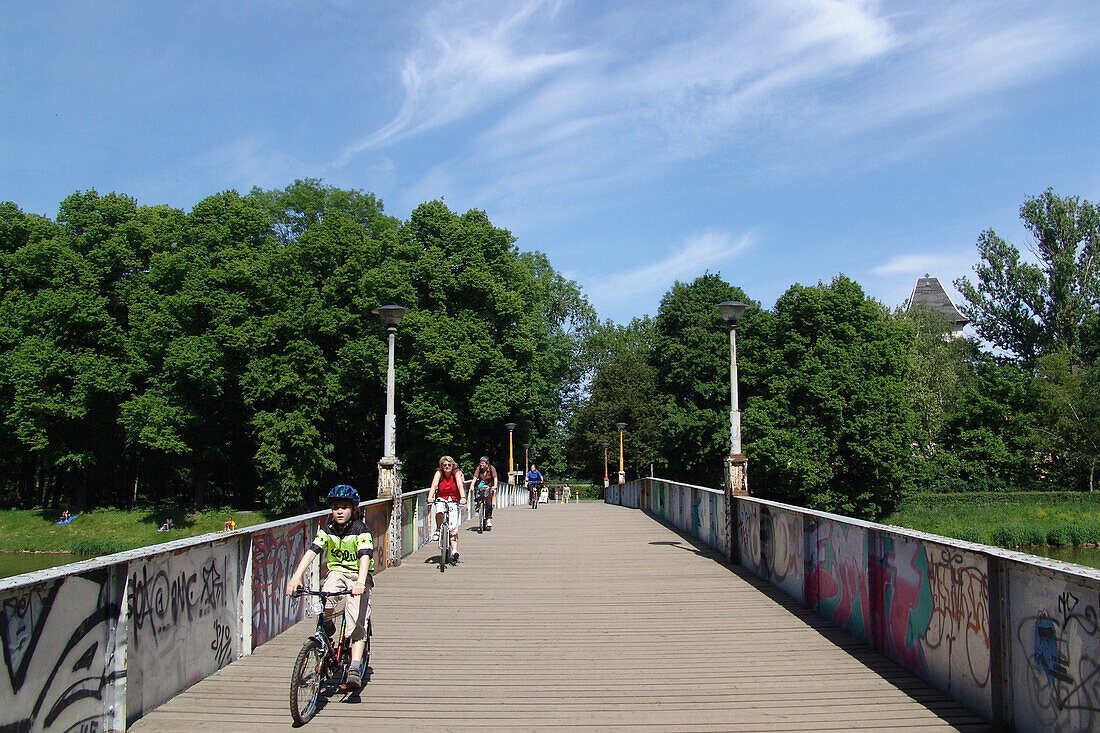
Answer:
[
  {"left": 290, "top": 637, "right": 325, "bottom": 725},
  {"left": 439, "top": 521, "right": 449, "bottom": 571}
]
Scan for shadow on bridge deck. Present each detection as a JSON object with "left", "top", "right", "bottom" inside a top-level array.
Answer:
[{"left": 130, "top": 501, "right": 993, "bottom": 732}]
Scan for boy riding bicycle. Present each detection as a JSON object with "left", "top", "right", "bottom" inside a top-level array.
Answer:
[{"left": 286, "top": 484, "right": 374, "bottom": 690}]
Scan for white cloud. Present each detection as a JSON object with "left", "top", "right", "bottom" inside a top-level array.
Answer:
[
  {"left": 584, "top": 230, "right": 754, "bottom": 307},
  {"left": 870, "top": 252, "right": 972, "bottom": 278},
  {"left": 197, "top": 134, "right": 308, "bottom": 192}
]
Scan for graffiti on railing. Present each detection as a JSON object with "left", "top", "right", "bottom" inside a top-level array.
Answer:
[
  {"left": 1010, "top": 572, "right": 1100, "bottom": 732},
  {"left": 1, "top": 569, "right": 123, "bottom": 732},
  {"left": 126, "top": 542, "right": 240, "bottom": 723},
  {"left": 251, "top": 521, "right": 311, "bottom": 647},
  {"left": 807, "top": 520, "right": 869, "bottom": 641}
]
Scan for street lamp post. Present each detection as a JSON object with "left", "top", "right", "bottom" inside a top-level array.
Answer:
[
  {"left": 372, "top": 304, "right": 408, "bottom": 565},
  {"left": 715, "top": 301, "right": 749, "bottom": 496},
  {"left": 616, "top": 422, "right": 626, "bottom": 485},
  {"left": 601, "top": 442, "right": 610, "bottom": 490},
  {"left": 505, "top": 423, "right": 516, "bottom": 486},
  {"left": 522, "top": 443, "right": 530, "bottom": 475}
]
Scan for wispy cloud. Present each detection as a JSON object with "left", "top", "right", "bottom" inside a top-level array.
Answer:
[
  {"left": 197, "top": 134, "right": 308, "bottom": 192},
  {"left": 870, "top": 252, "right": 973, "bottom": 278},
  {"left": 333, "top": 0, "right": 583, "bottom": 167},
  {"left": 584, "top": 229, "right": 755, "bottom": 307},
  {"left": 340, "top": 0, "right": 1100, "bottom": 215}
]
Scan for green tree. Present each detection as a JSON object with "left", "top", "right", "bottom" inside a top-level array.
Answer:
[
  {"left": 955, "top": 189, "right": 1100, "bottom": 366},
  {"left": 1033, "top": 352, "right": 1100, "bottom": 492},
  {"left": 566, "top": 317, "right": 661, "bottom": 485},
  {"left": 743, "top": 276, "right": 915, "bottom": 519},
  {"left": 653, "top": 274, "right": 755, "bottom": 486}
]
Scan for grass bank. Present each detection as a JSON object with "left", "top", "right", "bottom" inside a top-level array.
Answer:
[
  {"left": 0, "top": 507, "right": 273, "bottom": 554},
  {"left": 883, "top": 491, "right": 1100, "bottom": 548}
]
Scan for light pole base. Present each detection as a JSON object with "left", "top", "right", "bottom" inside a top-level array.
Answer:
[
  {"left": 378, "top": 456, "right": 403, "bottom": 567},
  {"left": 725, "top": 454, "right": 748, "bottom": 496},
  {"left": 377, "top": 456, "right": 401, "bottom": 499}
]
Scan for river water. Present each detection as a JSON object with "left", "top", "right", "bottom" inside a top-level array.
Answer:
[{"left": 0, "top": 552, "right": 86, "bottom": 580}]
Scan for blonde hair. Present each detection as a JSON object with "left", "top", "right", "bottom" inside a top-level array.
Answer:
[{"left": 439, "top": 455, "right": 457, "bottom": 470}]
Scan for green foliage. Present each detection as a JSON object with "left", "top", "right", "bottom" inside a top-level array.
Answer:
[
  {"left": 565, "top": 317, "right": 661, "bottom": 484},
  {"left": 653, "top": 274, "right": 755, "bottom": 486},
  {"left": 955, "top": 190, "right": 1100, "bottom": 367},
  {"left": 0, "top": 183, "right": 591, "bottom": 513},
  {"left": 743, "top": 276, "right": 916, "bottom": 519},
  {"left": 885, "top": 491, "right": 1100, "bottom": 548}
]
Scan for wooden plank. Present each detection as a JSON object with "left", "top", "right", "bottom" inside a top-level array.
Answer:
[{"left": 129, "top": 502, "right": 994, "bottom": 732}]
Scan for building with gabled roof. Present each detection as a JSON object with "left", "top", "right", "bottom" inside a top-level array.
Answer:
[{"left": 907, "top": 276, "right": 968, "bottom": 339}]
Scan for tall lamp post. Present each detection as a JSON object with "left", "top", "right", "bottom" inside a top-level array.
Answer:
[
  {"left": 601, "top": 441, "right": 610, "bottom": 489},
  {"left": 372, "top": 304, "right": 408, "bottom": 566},
  {"left": 616, "top": 422, "right": 626, "bottom": 485},
  {"left": 522, "top": 443, "right": 530, "bottom": 477},
  {"left": 505, "top": 423, "right": 516, "bottom": 486},
  {"left": 715, "top": 301, "right": 749, "bottom": 496}
]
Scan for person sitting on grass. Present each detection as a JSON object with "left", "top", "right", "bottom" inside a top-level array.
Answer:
[
  {"left": 285, "top": 484, "right": 373, "bottom": 690},
  {"left": 157, "top": 518, "right": 175, "bottom": 532}
]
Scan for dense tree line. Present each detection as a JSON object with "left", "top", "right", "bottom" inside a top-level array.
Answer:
[
  {"left": 0, "top": 180, "right": 592, "bottom": 514},
  {"left": 3, "top": 182, "right": 1096, "bottom": 521},
  {"left": 565, "top": 191, "right": 1100, "bottom": 519}
]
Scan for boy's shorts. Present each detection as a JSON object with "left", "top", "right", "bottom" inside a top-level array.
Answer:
[{"left": 321, "top": 571, "right": 371, "bottom": 641}]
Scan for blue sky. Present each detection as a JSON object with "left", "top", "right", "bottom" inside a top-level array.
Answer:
[{"left": 4, "top": 1, "right": 1100, "bottom": 325}]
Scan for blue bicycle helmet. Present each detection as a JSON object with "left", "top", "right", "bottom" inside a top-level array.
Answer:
[{"left": 326, "top": 484, "right": 360, "bottom": 504}]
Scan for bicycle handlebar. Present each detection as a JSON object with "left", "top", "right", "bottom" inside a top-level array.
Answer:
[{"left": 292, "top": 588, "right": 350, "bottom": 600}]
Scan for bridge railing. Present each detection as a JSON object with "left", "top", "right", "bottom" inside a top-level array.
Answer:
[
  {"left": 608, "top": 476, "right": 1100, "bottom": 733},
  {"left": 0, "top": 480, "right": 528, "bottom": 732}
]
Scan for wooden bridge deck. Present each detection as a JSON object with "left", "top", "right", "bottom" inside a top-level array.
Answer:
[{"left": 130, "top": 501, "right": 994, "bottom": 732}]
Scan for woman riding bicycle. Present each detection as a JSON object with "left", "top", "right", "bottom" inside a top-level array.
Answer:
[
  {"left": 427, "top": 456, "right": 466, "bottom": 562},
  {"left": 471, "top": 456, "right": 498, "bottom": 530},
  {"left": 525, "top": 463, "right": 544, "bottom": 507}
]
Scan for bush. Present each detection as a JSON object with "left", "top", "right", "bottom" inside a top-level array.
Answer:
[{"left": 71, "top": 538, "right": 128, "bottom": 555}]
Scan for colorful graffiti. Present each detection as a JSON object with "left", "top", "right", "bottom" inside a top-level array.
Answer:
[
  {"left": 126, "top": 541, "right": 241, "bottom": 724},
  {"left": 1, "top": 569, "right": 124, "bottom": 732},
  {"left": 251, "top": 521, "right": 312, "bottom": 648},
  {"left": 737, "top": 502, "right": 760, "bottom": 574},
  {"left": 360, "top": 502, "right": 391, "bottom": 572},
  {"left": 764, "top": 508, "right": 804, "bottom": 603},
  {"left": 807, "top": 520, "right": 869, "bottom": 642},
  {"left": 872, "top": 535, "right": 991, "bottom": 719}
]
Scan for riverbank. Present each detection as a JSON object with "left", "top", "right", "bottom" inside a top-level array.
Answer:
[
  {"left": 883, "top": 490, "right": 1100, "bottom": 561},
  {"left": 0, "top": 507, "right": 273, "bottom": 555}
]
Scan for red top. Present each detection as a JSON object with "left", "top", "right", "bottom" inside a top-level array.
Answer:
[{"left": 436, "top": 471, "right": 461, "bottom": 500}]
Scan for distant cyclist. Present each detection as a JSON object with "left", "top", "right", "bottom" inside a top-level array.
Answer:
[
  {"left": 427, "top": 456, "right": 466, "bottom": 562},
  {"left": 526, "top": 463, "right": 544, "bottom": 508},
  {"left": 470, "top": 456, "right": 498, "bottom": 530}
]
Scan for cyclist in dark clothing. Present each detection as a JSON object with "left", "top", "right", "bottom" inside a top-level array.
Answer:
[{"left": 471, "top": 456, "right": 498, "bottom": 529}]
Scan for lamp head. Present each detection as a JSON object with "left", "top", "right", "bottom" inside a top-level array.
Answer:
[
  {"left": 714, "top": 301, "right": 749, "bottom": 326},
  {"left": 505, "top": 422, "right": 516, "bottom": 431},
  {"left": 616, "top": 422, "right": 627, "bottom": 431},
  {"left": 372, "top": 305, "right": 409, "bottom": 329}
]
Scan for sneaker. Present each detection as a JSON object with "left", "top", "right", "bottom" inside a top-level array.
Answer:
[
  {"left": 451, "top": 551, "right": 459, "bottom": 563},
  {"left": 486, "top": 519, "right": 492, "bottom": 529},
  {"left": 431, "top": 530, "right": 440, "bottom": 541},
  {"left": 343, "top": 665, "right": 362, "bottom": 690}
]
